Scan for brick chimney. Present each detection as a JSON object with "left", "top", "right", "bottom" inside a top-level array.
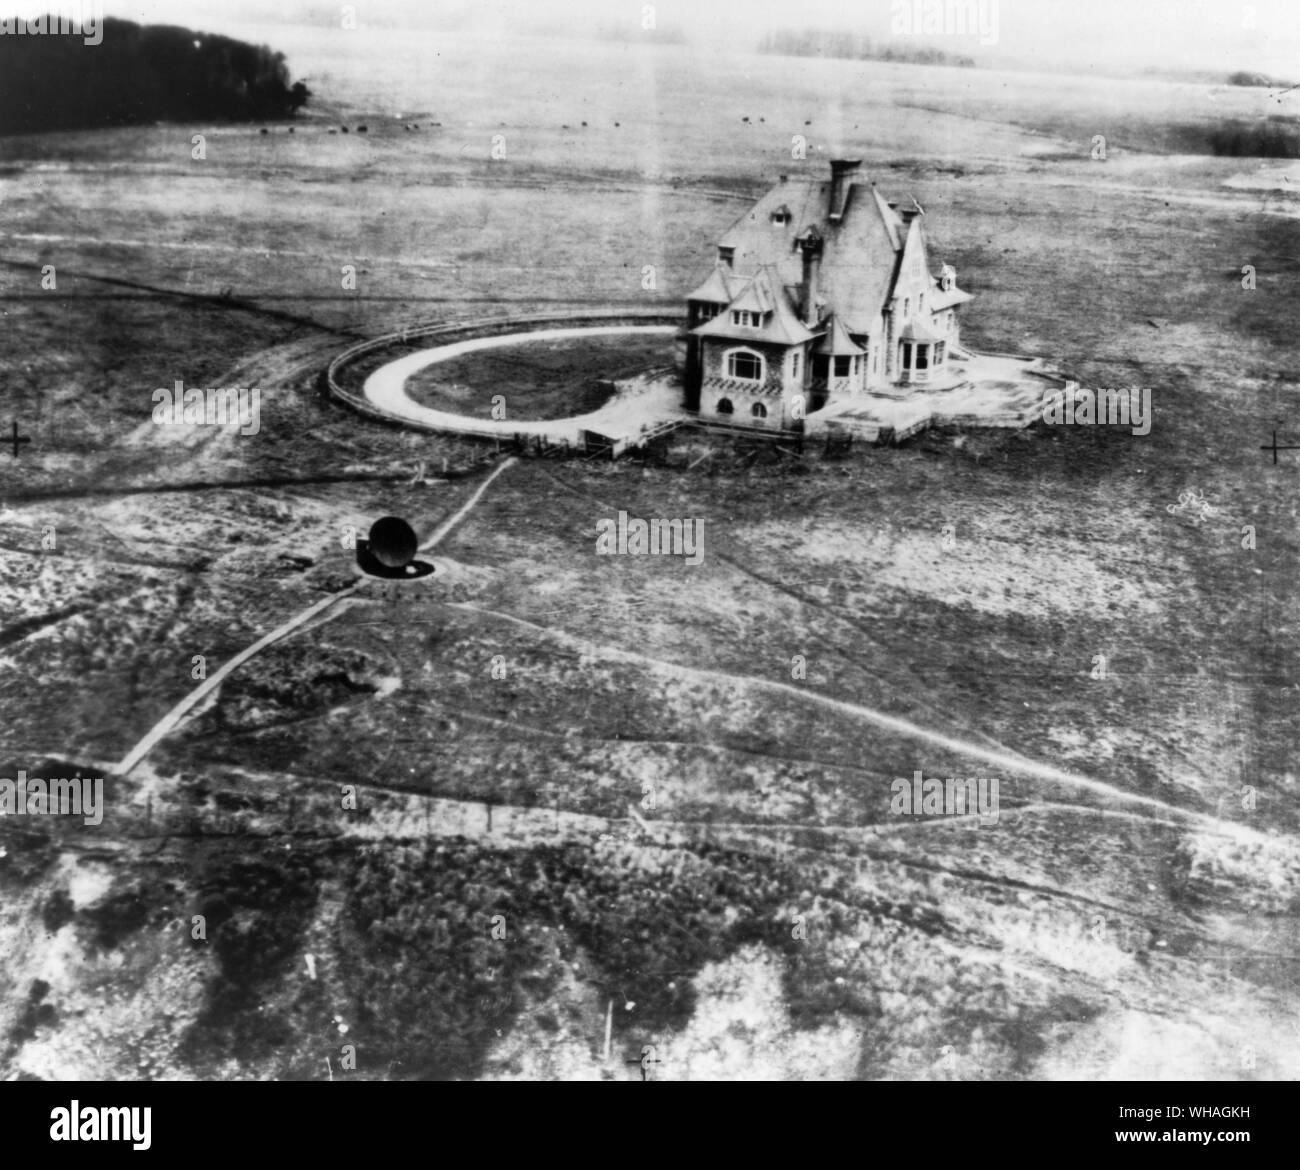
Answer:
[
  {"left": 799, "top": 228, "right": 823, "bottom": 328},
  {"left": 828, "top": 159, "right": 862, "bottom": 221}
]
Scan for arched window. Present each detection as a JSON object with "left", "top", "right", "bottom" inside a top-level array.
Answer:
[
  {"left": 726, "top": 349, "right": 763, "bottom": 381},
  {"left": 717, "top": 398, "right": 734, "bottom": 415},
  {"left": 751, "top": 402, "right": 767, "bottom": 419}
]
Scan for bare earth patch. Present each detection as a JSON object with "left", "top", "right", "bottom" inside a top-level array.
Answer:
[{"left": 738, "top": 517, "right": 1169, "bottom": 620}]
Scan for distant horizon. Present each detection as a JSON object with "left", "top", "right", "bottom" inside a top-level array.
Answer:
[{"left": 2, "top": 0, "right": 1298, "bottom": 84}]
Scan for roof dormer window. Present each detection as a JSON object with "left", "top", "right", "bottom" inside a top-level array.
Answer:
[
  {"left": 771, "top": 206, "right": 790, "bottom": 226},
  {"left": 718, "top": 246, "right": 735, "bottom": 269},
  {"left": 731, "top": 310, "right": 762, "bottom": 328}
]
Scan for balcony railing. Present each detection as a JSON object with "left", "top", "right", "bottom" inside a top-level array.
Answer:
[{"left": 702, "top": 373, "right": 785, "bottom": 396}]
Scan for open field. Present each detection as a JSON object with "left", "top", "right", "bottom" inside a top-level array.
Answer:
[{"left": 1, "top": 29, "right": 1298, "bottom": 1081}]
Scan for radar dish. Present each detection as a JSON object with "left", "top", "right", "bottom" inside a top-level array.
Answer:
[{"left": 368, "top": 516, "right": 419, "bottom": 570}]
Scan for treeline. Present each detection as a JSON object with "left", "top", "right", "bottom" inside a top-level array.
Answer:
[
  {"left": 0, "top": 17, "right": 311, "bottom": 136},
  {"left": 1188, "top": 118, "right": 1300, "bottom": 158},
  {"left": 758, "top": 28, "right": 976, "bottom": 68},
  {"left": 1227, "top": 70, "right": 1297, "bottom": 89}
]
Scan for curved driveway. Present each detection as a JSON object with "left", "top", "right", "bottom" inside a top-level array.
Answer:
[{"left": 362, "top": 325, "right": 682, "bottom": 443}]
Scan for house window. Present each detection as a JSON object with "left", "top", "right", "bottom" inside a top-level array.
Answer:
[
  {"left": 726, "top": 350, "right": 763, "bottom": 381},
  {"left": 771, "top": 210, "right": 789, "bottom": 226},
  {"left": 916, "top": 345, "right": 929, "bottom": 371},
  {"left": 833, "top": 355, "right": 851, "bottom": 378},
  {"left": 791, "top": 351, "right": 800, "bottom": 378},
  {"left": 718, "top": 247, "right": 735, "bottom": 269},
  {"left": 901, "top": 342, "right": 913, "bottom": 370},
  {"left": 904, "top": 297, "right": 910, "bottom": 316},
  {"left": 935, "top": 342, "right": 945, "bottom": 365},
  {"left": 752, "top": 402, "right": 767, "bottom": 418},
  {"left": 731, "top": 310, "right": 762, "bottom": 328},
  {"left": 717, "top": 397, "right": 734, "bottom": 414}
]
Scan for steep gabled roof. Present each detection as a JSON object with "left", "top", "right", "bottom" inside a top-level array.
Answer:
[
  {"left": 899, "top": 320, "right": 942, "bottom": 342},
  {"left": 716, "top": 177, "right": 828, "bottom": 270},
  {"left": 928, "top": 282, "right": 973, "bottom": 311},
  {"left": 697, "top": 165, "right": 967, "bottom": 338},
  {"left": 693, "top": 266, "right": 815, "bottom": 346},
  {"left": 812, "top": 314, "right": 864, "bottom": 356},
  {"left": 729, "top": 278, "right": 777, "bottom": 314},
  {"left": 686, "top": 265, "right": 743, "bottom": 304},
  {"left": 815, "top": 188, "right": 906, "bottom": 335},
  {"left": 872, "top": 186, "right": 903, "bottom": 250}
]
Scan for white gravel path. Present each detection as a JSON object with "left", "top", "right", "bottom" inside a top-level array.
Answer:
[{"left": 361, "top": 325, "right": 682, "bottom": 444}]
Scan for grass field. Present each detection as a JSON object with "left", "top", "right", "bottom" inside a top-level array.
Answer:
[
  {"left": 1, "top": 28, "right": 1298, "bottom": 1081},
  {"left": 403, "top": 334, "right": 675, "bottom": 420}
]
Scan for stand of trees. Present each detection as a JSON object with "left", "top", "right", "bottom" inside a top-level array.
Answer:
[
  {"left": 0, "top": 17, "right": 311, "bottom": 136},
  {"left": 758, "top": 28, "right": 976, "bottom": 69},
  {"left": 1227, "top": 70, "right": 1296, "bottom": 89},
  {"left": 1192, "top": 119, "right": 1300, "bottom": 158}
]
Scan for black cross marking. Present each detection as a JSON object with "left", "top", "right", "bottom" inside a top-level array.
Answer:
[
  {"left": 7, "top": 421, "right": 31, "bottom": 458},
  {"left": 1260, "top": 430, "right": 1300, "bottom": 464},
  {"left": 626, "top": 1049, "right": 661, "bottom": 1081}
]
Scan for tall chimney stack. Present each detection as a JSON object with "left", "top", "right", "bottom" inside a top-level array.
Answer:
[
  {"left": 799, "top": 228, "right": 823, "bottom": 328},
  {"left": 828, "top": 159, "right": 862, "bottom": 222}
]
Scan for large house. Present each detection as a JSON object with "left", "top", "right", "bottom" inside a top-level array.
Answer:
[{"left": 679, "top": 159, "right": 972, "bottom": 428}]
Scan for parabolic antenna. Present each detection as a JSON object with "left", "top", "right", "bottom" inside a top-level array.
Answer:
[{"left": 368, "top": 516, "right": 419, "bottom": 570}]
